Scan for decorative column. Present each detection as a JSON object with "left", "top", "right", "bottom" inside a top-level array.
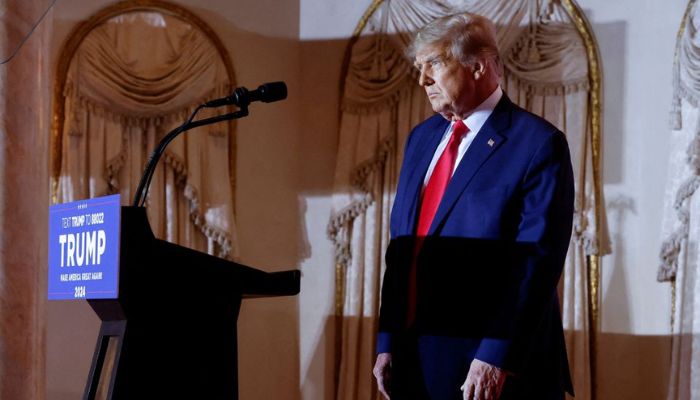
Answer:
[{"left": 0, "top": 1, "right": 51, "bottom": 399}]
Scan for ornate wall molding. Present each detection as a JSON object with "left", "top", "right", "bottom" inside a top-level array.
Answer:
[{"left": 51, "top": 0, "right": 237, "bottom": 207}]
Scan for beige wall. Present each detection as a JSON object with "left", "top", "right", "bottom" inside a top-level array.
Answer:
[{"left": 44, "top": 0, "right": 685, "bottom": 399}]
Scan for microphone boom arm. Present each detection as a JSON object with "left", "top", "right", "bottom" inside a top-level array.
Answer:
[{"left": 132, "top": 106, "right": 249, "bottom": 207}]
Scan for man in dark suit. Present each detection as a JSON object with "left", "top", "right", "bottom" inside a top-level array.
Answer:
[{"left": 372, "top": 12, "right": 575, "bottom": 400}]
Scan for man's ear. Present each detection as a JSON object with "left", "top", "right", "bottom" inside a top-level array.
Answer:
[{"left": 472, "top": 61, "right": 486, "bottom": 79}]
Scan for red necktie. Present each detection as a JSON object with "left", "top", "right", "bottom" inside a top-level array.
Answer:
[{"left": 406, "top": 120, "right": 469, "bottom": 326}]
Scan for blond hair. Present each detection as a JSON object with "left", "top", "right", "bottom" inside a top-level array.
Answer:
[{"left": 407, "top": 13, "right": 502, "bottom": 73}]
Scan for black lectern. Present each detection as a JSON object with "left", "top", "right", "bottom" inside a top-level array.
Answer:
[{"left": 83, "top": 207, "right": 300, "bottom": 400}]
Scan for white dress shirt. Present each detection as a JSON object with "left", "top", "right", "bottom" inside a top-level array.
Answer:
[{"left": 423, "top": 86, "right": 503, "bottom": 186}]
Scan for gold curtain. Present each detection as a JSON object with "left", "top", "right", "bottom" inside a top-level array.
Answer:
[{"left": 53, "top": 6, "right": 238, "bottom": 259}]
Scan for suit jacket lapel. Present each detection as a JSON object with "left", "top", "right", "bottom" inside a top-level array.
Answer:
[{"left": 428, "top": 96, "right": 513, "bottom": 235}]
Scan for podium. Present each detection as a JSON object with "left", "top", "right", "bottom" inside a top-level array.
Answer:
[{"left": 82, "top": 207, "right": 300, "bottom": 399}]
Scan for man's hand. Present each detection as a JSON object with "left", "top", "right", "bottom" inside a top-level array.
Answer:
[
  {"left": 460, "top": 358, "right": 506, "bottom": 400},
  {"left": 373, "top": 353, "right": 392, "bottom": 399}
]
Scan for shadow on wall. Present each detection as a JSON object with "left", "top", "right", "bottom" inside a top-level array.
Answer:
[
  {"left": 597, "top": 194, "right": 672, "bottom": 399},
  {"left": 596, "top": 333, "right": 671, "bottom": 400},
  {"left": 594, "top": 19, "right": 627, "bottom": 186},
  {"left": 296, "top": 35, "right": 356, "bottom": 400},
  {"left": 302, "top": 316, "right": 340, "bottom": 400},
  {"left": 585, "top": 16, "right": 672, "bottom": 399},
  {"left": 603, "top": 194, "right": 636, "bottom": 333}
]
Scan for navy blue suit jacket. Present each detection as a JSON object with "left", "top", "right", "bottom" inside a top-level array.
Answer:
[{"left": 378, "top": 95, "right": 574, "bottom": 395}]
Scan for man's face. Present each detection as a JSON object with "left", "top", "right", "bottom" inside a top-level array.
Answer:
[{"left": 413, "top": 44, "right": 479, "bottom": 120}]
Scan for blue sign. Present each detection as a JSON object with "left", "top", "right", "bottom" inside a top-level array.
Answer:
[{"left": 48, "top": 194, "right": 121, "bottom": 300}]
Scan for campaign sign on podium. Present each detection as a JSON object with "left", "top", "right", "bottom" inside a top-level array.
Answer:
[{"left": 48, "top": 194, "right": 121, "bottom": 300}]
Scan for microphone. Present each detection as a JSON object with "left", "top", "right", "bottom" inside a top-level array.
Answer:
[{"left": 204, "top": 81, "right": 287, "bottom": 108}]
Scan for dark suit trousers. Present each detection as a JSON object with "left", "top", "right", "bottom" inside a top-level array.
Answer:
[{"left": 390, "top": 331, "right": 566, "bottom": 400}]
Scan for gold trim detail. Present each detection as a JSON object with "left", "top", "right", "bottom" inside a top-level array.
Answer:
[
  {"left": 587, "top": 255, "right": 600, "bottom": 331},
  {"left": 587, "top": 254, "right": 600, "bottom": 398},
  {"left": 334, "top": 262, "right": 346, "bottom": 392},
  {"left": 561, "top": 2, "right": 604, "bottom": 399},
  {"left": 675, "top": 0, "right": 696, "bottom": 66},
  {"left": 353, "top": 0, "right": 384, "bottom": 37},
  {"left": 51, "top": 0, "right": 237, "bottom": 207},
  {"left": 335, "top": 263, "right": 346, "bottom": 316},
  {"left": 560, "top": 0, "right": 604, "bottom": 256},
  {"left": 671, "top": 277, "right": 676, "bottom": 334}
]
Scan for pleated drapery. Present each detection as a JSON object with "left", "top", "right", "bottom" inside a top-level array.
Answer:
[
  {"left": 659, "top": 1, "right": 700, "bottom": 398},
  {"left": 328, "top": 1, "right": 609, "bottom": 399},
  {"left": 56, "top": 11, "right": 238, "bottom": 259}
]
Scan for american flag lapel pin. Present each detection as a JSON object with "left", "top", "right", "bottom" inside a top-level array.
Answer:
[{"left": 487, "top": 138, "right": 495, "bottom": 147}]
